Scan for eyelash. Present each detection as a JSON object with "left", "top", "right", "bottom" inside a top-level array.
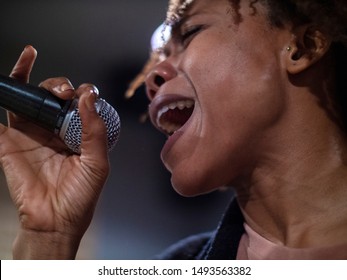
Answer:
[{"left": 180, "top": 25, "right": 203, "bottom": 45}]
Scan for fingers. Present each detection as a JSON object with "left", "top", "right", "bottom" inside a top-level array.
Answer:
[
  {"left": 10, "top": 45, "right": 37, "bottom": 83},
  {"left": 78, "top": 86, "right": 109, "bottom": 172},
  {"left": 39, "top": 78, "right": 75, "bottom": 100},
  {"left": 75, "top": 83, "right": 99, "bottom": 98},
  {"left": 39, "top": 81, "right": 108, "bottom": 162},
  {"left": 10, "top": 46, "right": 109, "bottom": 163},
  {"left": 38, "top": 80, "right": 99, "bottom": 101},
  {"left": 7, "top": 46, "right": 38, "bottom": 126},
  {"left": 75, "top": 84, "right": 108, "bottom": 165}
]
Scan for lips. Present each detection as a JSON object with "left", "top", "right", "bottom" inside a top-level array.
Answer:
[{"left": 149, "top": 94, "right": 195, "bottom": 136}]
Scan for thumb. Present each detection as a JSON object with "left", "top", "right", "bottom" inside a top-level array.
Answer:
[
  {"left": 78, "top": 91, "right": 109, "bottom": 172},
  {"left": 10, "top": 45, "right": 37, "bottom": 83}
]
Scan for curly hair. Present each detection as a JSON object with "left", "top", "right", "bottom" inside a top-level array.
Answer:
[
  {"left": 233, "top": 0, "right": 347, "bottom": 127},
  {"left": 259, "top": 1, "right": 347, "bottom": 45},
  {"left": 161, "top": 0, "right": 347, "bottom": 46}
]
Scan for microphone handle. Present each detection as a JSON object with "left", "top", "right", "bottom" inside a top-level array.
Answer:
[{"left": 0, "top": 74, "right": 72, "bottom": 133}]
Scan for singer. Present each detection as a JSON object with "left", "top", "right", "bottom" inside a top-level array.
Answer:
[{"left": 0, "top": 0, "right": 347, "bottom": 259}]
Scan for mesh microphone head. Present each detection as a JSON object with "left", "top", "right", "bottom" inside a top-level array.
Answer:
[{"left": 59, "top": 99, "right": 120, "bottom": 154}]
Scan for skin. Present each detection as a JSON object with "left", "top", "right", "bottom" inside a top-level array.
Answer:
[
  {"left": 146, "top": 0, "right": 347, "bottom": 248},
  {"left": 1, "top": 0, "right": 347, "bottom": 259},
  {"left": 148, "top": 0, "right": 290, "bottom": 196},
  {"left": 0, "top": 46, "right": 110, "bottom": 259}
]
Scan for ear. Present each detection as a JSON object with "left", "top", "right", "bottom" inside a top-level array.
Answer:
[{"left": 285, "top": 25, "right": 332, "bottom": 74}]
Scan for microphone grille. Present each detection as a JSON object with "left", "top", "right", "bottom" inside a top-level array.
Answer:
[{"left": 60, "top": 99, "right": 120, "bottom": 154}]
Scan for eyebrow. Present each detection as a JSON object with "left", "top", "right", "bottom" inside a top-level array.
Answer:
[
  {"left": 168, "top": 1, "right": 208, "bottom": 34},
  {"left": 170, "top": 16, "right": 189, "bottom": 37},
  {"left": 170, "top": 9, "right": 206, "bottom": 38},
  {"left": 160, "top": 6, "right": 211, "bottom": 55}
]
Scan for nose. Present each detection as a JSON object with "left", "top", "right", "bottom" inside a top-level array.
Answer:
[{"left": 145, "top": 60, "right": 177, "bottom": 100}]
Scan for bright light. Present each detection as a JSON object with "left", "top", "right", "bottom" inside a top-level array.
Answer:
[{"left": 151, "top": 23, "right": 172, "bottom": 51}]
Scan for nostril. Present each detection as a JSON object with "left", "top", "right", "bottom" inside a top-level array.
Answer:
[
  {"left": 149, "top": 89, "right": 156, "bottom": 99},
  {"left": 154, "top": 75, "right": 165, "bottom": 87}
]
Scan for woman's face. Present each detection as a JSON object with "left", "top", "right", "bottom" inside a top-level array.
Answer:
[{"left": 145, "top": 0, "right": 291, "bottom": 196}]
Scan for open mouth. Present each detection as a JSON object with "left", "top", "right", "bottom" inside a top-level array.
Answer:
[{"left": 155, "top": 99, "right": 194, "bottom": 136}]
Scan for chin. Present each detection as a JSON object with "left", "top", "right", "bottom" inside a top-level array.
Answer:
[{"left": 170, "top": 174, "right": 223, "bottom": 197}]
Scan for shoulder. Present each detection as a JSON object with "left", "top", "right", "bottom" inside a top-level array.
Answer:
[
  {"left": 155, "top": 232, "right": 213, "bottom": 260},
  {"left": 155, "top": 196, "right": 245, "bottom": 260}
]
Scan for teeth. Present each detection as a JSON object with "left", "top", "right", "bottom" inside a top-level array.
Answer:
[
  {"left": 169, "top": 103, "right": 177, "bottom": 110},
  {"left": 156, "top": 100, "right": 194, "bottom": 134},
  {"left": 177, "top": 101, "right": 188, "bottom": 110},
  {"left": 160, "top": 122, "right": 181, "bottom": 134}
]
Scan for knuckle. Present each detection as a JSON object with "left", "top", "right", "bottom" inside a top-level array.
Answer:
[{"left": 77, "top": 83, "right": 99, "bottom": 97}]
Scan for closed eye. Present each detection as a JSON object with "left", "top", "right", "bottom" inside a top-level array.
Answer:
[{"left": 180, "top": 25, "right": 203, "bottom": 46}]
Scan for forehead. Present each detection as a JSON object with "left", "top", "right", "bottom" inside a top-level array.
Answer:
[
  {"left": 151, "top": 0, "right": 197, "bottom": 52},
  {"left": 165, "top": 0, "right": 242, "bottom": 31},
  {"left": 152, "top": 0, "right": 230, "bottom": 52},
  {"left": 152, "top": 0, "right": 233, "bottom": 52}
]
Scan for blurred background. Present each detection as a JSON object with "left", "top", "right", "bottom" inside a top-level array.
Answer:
[{"left": 0, "top": 0, "right": 233, "bottom": 259}]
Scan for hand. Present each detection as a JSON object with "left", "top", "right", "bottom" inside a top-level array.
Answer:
[{"left": 0, "top": 46, "right": 110, "bottom": 259}]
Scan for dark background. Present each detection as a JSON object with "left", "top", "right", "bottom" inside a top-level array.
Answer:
[{"left": 0, "top": 0, "right": 233, "bottom": 259}]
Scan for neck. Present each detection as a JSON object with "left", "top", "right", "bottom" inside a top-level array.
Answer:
[{"left": 235, "top": 85, "right": 347, "bottom": 248}]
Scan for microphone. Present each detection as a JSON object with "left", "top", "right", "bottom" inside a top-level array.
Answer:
[{"left": 0, "top": 74, "right": 120, "bottom": 154}]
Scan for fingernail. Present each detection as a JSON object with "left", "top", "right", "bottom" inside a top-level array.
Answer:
[
  {"left": 85, "top": 91, "right": 97, "bottom": 112},
  {"left": 22, "top": 45, "right": 36, "bottom": 55},
  {"left": 53, "top": 83, "right": 74, "bottom": 93},
  {"left": 89, "top": 86, "right": 99, "bottom": 97},
  {"left": 22, "top": 45, "right": 30, "bottom": 53},
  {"left": 61, "top": 83, "right": 74, "bottom": 92}
]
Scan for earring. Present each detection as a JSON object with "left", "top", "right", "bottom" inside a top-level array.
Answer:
[{"left": 286, "top": 46, "right": 292, "bottom": 52}]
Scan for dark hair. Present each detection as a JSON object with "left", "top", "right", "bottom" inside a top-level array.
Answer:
[
  {"left": 128, "top": 0, "right": 347, "bottom": 128},
  {"left": 253, "top": 0, "right": 347, "bottom": 128},
  {"left": 227, "top": 0, "right": 347, "bottom": 128}
]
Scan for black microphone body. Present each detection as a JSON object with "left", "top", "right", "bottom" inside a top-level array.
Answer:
[{"left": 0, "top": 74, "right": 120, "bottom": 153}]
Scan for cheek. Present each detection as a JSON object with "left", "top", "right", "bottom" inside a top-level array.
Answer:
[
  {"left": 182, "top": 14, "right": 287, "bottom": 111},
  {"left": 186, "top": 40, "right": 285, "bottom": 132},
  {"left": 168, "top": 35, "right": 287, "bottom": 194},
  {"left": 181, "top": 47, "right": 284, "bottom": 172}
]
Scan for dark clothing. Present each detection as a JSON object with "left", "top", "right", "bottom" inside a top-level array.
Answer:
[{"left": 157, "top": 198, "right": 245, "bottom": 260}]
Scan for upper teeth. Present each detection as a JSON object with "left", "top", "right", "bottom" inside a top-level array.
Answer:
[{"left": 157, "top": 100, "right": 194, "bottom": 133}]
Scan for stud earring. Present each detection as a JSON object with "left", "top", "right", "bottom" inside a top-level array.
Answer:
[{"left": 286, "top": 46, "right": 292, "bottom": 52}]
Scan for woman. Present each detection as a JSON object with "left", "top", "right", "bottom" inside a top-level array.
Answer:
[{"left": 0, "top": 0, "right": 347, "bottom": 259}]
